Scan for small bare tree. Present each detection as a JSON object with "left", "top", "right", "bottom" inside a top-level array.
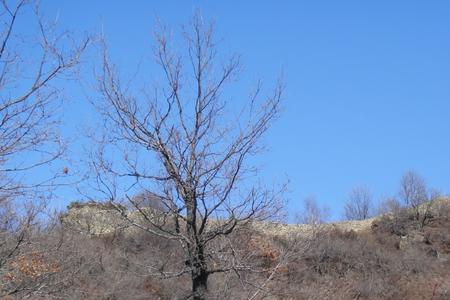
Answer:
[
  {"left": 398, "top": 171, "right": 439, "bottom": 227},
  {"left": 89, "top": 14, "right": 284, "bottom": 299},
  {"left": 298, "top": 196, "right": 329, "bottom": 225},
  {"left": 0, "top": 0, "right": 88, "bottom": 296},
  {"left": 344, "top": 186, "right": 372, "bottom": 220},
  {"left": 399, "top": 171, "right": 428, "bottom": 210},
  {"left": 377, "top": 196, "right": 402, "bottom": 215}
]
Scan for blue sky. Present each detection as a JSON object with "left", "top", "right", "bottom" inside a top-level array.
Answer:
[{"left": 34, "top": 1, "right": 450, "bottom": 220}]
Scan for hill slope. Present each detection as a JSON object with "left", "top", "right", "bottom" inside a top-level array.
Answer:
[{"left": 33, "top": 197, "right": 449, "bottom": 299}]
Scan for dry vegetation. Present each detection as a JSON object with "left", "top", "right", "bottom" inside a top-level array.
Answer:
[{"left": 3, "top": 197, "right": 449, "bottom": 299}]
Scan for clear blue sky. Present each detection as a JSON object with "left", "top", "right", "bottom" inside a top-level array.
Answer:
[{"left": 36, "top": 1, "right": 450, "bottom": 220}]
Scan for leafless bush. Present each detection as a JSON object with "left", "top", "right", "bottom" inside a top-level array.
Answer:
[
  {"left": 1, "top": 207, "right": 73, "bottom": 298},
  {"left": 280, "top": 220, "right": 449, "bottom": 300}
]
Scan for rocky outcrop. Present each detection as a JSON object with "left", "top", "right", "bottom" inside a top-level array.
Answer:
[
  {"left": 61, "top": 198, "right": 450, "bottom": 237},
  {"left": 60, "top": 202, "right": 129, "bottom": 235},
  {"left": 61, "top": 201, "right": 375, "bottom": 237},
  {"left": 249, "top": 217, "right": 375, "bottom": 238},
  {"left": 60, "top": 201, "right": 171, "bottom": 235}
]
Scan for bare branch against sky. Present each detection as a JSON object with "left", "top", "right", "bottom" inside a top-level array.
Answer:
[{"left": 88, "top": 13, "right": 285, "bottom": 299}]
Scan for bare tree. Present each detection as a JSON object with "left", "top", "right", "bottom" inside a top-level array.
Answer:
[
  {"left": 344, "top": 185, "right": 372, "bottom": 220},
  {"left": 0, "top": 0, "right": 88, "bottom": 296},
  {"left": 0, "top": 0, "right": 88, "bottom": 193},
  {"left": 298, "top": 196, "right": 329, "bottom": 225},
  {"left": 88, "top": 14, "right": 284, "bottom": 299},
  {"left": 377, "top": 196, "right": 402, "bottom": 215},
  {"left": 399, "top": 171, "right": 428, "bottom": 210},
  {"left": 398, "top": 171, "right": 439, "bottom": 226}
]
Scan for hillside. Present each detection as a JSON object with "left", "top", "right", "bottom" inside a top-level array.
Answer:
[
  {"left": 2, "top": 198, "right": 449, "bottom": 299},
  {"left": 52, "top": 198, "right": 450, "bottom": 299}
]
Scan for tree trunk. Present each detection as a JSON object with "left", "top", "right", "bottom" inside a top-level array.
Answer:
[
  {"left": 188, "top": 243, "right": 208, "bottom": 299},
  {"left": 192, "top": 263, "right": 208, "bottom": 300},
  {"left": 185, "top": 197, "right": 209, "bottom": 299}
]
